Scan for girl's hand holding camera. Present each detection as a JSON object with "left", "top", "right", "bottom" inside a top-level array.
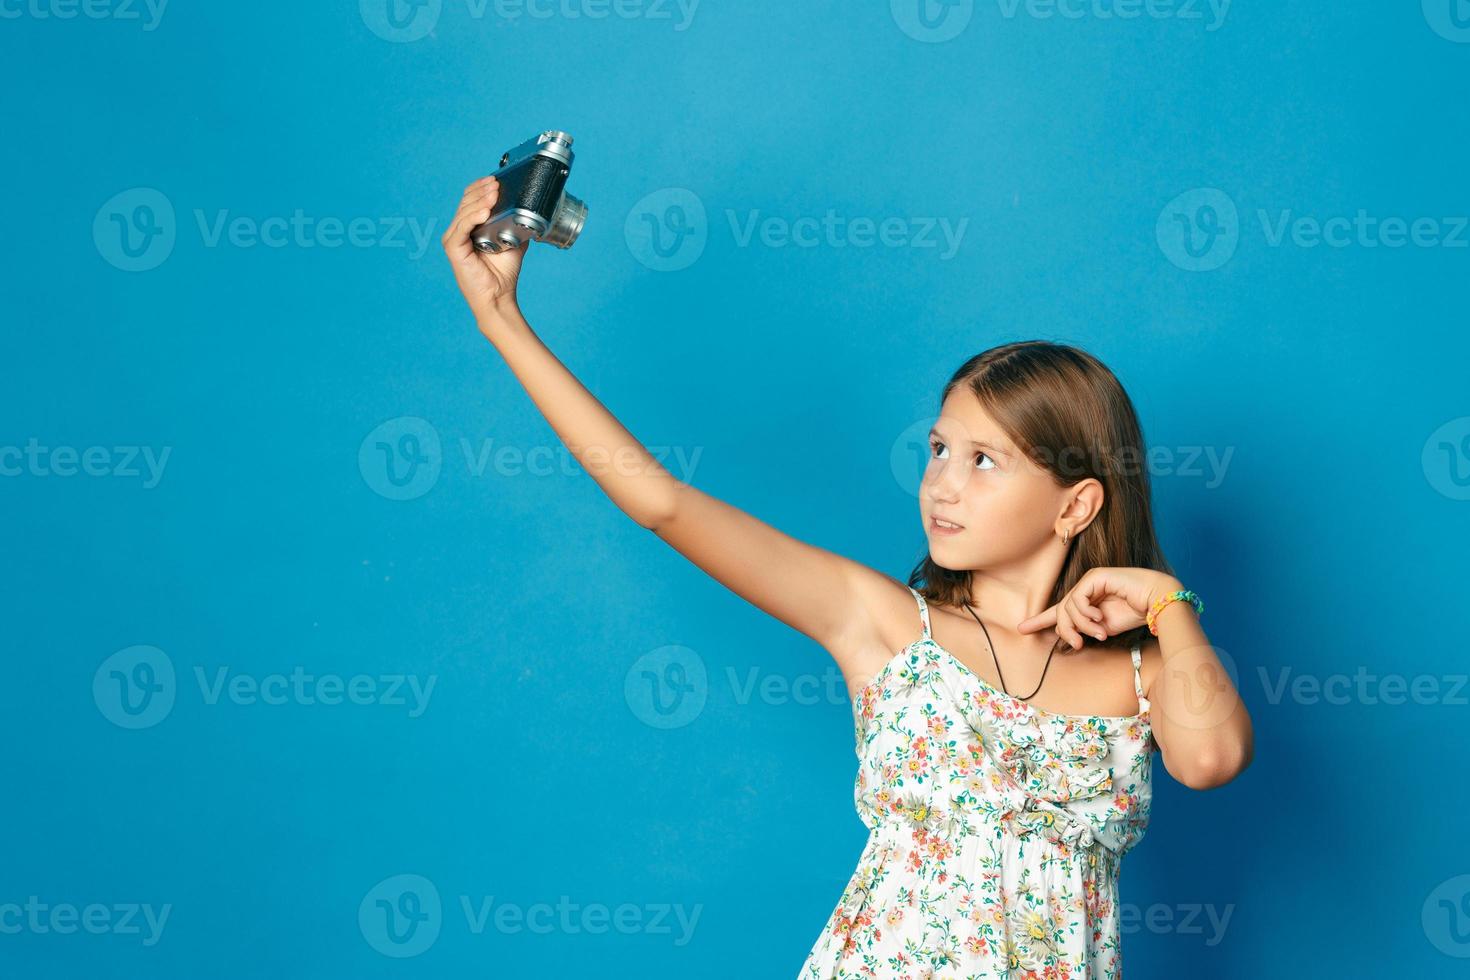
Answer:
[{"left": 441, "top": 176, "right": 527, "bottom": 333}]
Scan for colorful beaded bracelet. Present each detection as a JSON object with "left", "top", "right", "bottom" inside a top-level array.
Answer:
[{"left": 1146, "top": 589, "right": 1203, "bottom": 635}]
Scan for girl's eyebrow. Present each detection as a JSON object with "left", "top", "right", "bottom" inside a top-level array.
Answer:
[{"left": 929, "top": 427, "right": 1012, "bottom": 456}]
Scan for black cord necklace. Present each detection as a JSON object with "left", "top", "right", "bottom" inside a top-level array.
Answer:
[{"left": 960, "top": 599, "right": 1057, "bottom": 701}]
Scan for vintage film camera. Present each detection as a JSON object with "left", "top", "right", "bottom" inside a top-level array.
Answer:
[{"left": 470, "top": 130, "right": 588, "bottom": 254}]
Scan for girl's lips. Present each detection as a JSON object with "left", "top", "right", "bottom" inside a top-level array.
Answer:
[{"left": 930, "top": 516, "right": 964, "bottom": 535}]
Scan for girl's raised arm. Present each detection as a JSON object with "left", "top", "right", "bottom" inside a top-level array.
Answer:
[{"left": 442, "top": 176, "right": 900, "bottom": 681}]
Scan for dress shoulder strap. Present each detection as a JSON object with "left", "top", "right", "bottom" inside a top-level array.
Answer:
[
  {"left": 907, "top": 586, "right": 932, "bottom": 639},
  {"left": 1130, "top": 643, "right": 1149, "bottom": 710}
]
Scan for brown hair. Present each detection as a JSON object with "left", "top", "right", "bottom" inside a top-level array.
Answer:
[{"left": 906, "top": 340, "right": 1174, "bottom": 657}]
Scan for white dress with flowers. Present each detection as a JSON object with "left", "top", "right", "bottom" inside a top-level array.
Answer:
[{"left": 799, "top": 586, "right": 1155, "bottom": 979}]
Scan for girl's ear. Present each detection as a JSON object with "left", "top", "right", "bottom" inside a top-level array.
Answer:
[{"left": 1059, "top": 477, "right": 1105, "bottom": 530}]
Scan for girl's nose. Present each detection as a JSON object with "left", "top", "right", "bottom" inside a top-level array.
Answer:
[{"left": 925, "top": 458, "right": 969, "bottom": 501}]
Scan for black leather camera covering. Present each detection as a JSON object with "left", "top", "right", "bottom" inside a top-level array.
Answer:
[{"left": 499, "top": 154, "right": 571, "bottom": 221}]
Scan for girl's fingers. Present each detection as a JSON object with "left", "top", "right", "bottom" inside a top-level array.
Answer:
[
  {"left": 448, "top": 178, "right": 498, "bottom": 223},
  {"left": 452, "top": 182, "right": 499, "bottom": 226},
  {"left": 1067, "top": 593, "right": 1106, "bottom": 642},
  {"left": 1056, "top": 608, "right": 1084, "bottom": 651},
  {"left": 1070, "top": 593, "right": 1093, "bottom": 640},
  {"left": 442, "top": 178, "right": 499, "bottom": 258},
  {"left": 445, "top": 178, "right": 504, "bottom": 255},
  {"left": 450, "top": 203, "right": 491, "bottom": 241},
  {"left": 444, "top": 196, "right": 501, "bottom": 255},
  {"left": 1065, "top": 592, "right": 1088, "bottom": 623},
  {"left": 442, "top": 206, "right": 489, "bottom": 261},
  {"left": 462, "top": 174, "right": 497, "bottom": 198},
  {"left": 473, "top": 177, "right": 500, "bottom": 209},
  {"left": 1017, "top": 604, "right": 1058, "bottom": 634},
  {"left": 1071, "top": 573, "right": 1110, "bottom": 638}
]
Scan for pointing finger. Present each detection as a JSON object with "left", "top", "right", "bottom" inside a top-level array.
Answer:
[{"left": 1017, "top": 604, "right": 1057, "bottom": 634}]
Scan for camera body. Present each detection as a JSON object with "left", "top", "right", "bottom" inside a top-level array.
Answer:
[{"left": 470, "top": 130, "right": 588, "bottom": 254}]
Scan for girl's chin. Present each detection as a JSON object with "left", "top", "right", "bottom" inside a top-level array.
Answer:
[{"left": 927, "top": 537, "right": 984, "bottom": 562}]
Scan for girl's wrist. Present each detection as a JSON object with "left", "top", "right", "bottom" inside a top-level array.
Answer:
[
  {"left": 1146, "top": 574, "right": 1185, "bottom": 609},
  {"left": 1146, "top": 580, "right": 1203, "bottom": 635},
  {"left": 1152, "top": 598, "right": 1195, "bottom": 630},
  {"left": 477, "top": 300, "right": 527, "bottom": 335}
]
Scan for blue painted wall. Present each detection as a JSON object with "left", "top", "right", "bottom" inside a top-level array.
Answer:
[{"left": 3, "top": 1, "right": 1467, "bottom": 976}]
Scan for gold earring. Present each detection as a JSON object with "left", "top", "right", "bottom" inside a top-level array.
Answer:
[{"left": 1062, "top": 528, "right": 1071, "bottom": 545}]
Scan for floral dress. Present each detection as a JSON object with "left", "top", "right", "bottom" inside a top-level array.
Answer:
[{"left": 799, "top": 586, "right": 1154, "bottom": 979}]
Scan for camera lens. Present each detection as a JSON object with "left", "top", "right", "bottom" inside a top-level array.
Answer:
[{"left": 542, "top": 192, "right": 588, "bottom": 249}]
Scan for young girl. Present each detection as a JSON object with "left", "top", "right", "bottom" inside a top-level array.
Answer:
[{"left": 442, "top": 176, "right": 1254, "bottom": 978}]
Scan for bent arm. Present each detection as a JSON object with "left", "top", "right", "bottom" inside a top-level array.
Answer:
[{"left": 1147, "top": 597, "right": 1255, "bottom": 791}]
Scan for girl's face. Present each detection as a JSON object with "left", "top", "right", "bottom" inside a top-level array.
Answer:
[{"left": 920, "top": 390, "right": 1069, "bottom": 573}]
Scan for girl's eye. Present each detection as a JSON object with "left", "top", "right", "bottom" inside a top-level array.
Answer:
[{"left": 930, "top": 440, "right": 995, "bottom": 470}]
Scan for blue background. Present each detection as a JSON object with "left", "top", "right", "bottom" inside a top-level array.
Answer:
[{"left": 3, "top": 1, "right": 1468, "bottom": 976}]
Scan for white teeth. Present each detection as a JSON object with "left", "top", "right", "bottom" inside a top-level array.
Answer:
[{"left": 935, "top": 519, "right": 961, "bottom": 529}]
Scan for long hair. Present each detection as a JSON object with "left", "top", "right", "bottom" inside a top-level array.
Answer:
[{"left": 906, "top": 340, "right": 1174, "bottom": 657}]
